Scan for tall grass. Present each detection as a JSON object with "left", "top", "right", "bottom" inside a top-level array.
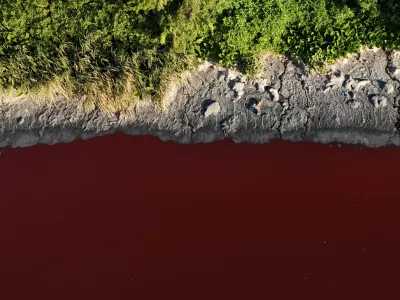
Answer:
[{"left": 0, "top": 0, "right": 399, "bottom": 110}]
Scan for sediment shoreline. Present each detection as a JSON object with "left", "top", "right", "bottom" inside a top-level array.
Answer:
[{"left": 1, "top": 48, "right": 400, "bottom": 149}]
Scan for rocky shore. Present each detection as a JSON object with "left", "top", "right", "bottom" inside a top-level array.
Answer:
[{"left": 1, "top": 48, "right": 399, "bottom": 148}]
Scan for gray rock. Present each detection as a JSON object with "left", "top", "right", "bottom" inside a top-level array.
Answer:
[
  {"left": 347, "top": 99, "right": 361, "bottom": 109},
  {"left": 203, "top": 102, "right": 221, "bottom": 118},
  {"left": 370, "top": 95, "right": 387, "bottom": 108}
]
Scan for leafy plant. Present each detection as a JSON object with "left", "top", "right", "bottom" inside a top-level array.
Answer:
[{"left": 0, "top": 0, "right": 399, "bottom": 108}]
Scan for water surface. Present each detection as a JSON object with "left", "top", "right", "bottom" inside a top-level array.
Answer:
[{"left": 0, "top": 134, "right": 399, "bottom": 299}]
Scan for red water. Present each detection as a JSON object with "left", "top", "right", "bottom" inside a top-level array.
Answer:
[{"left": 0, "top": 133, "right": 400, "bottom": 300}]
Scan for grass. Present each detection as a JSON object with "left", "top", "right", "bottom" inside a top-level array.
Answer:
[{"left": 0, "top": 0, "right": 399, "bottom": 111}]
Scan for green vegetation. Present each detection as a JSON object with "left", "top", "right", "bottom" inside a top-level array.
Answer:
[{"left": 0, "top": 0, "right": 399, "bottom": 109}]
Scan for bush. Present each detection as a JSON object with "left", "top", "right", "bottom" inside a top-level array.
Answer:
[
  {"left": 0, "top": 0, "right": 399, "bottom": 107},
  {"left": 208, "top": 0, "right": 400, "bottom": 65}
]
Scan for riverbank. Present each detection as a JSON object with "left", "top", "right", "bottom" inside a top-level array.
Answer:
[{"left": 1, "top": 48, "right": 400, "bottom": 148}]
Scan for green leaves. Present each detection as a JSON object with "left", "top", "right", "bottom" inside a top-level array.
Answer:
[
  {"left": 0, "top": 0, "right": 399, "bottom": 99},
  {"left": 206, "top": 0, "right": 400, "bottom": 66}
]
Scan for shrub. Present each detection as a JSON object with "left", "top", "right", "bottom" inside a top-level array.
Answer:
[{"left": 0, "top": 0, "right": 399, "bottom": 107}]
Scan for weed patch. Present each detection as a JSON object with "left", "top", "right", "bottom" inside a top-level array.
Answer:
[{"left": 0, "top": 0, "right": 399, "bottom": 108}]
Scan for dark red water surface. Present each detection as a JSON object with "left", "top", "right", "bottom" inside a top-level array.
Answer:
[{"left": 1, "top": 133, "right": 400, "bottom": 300}]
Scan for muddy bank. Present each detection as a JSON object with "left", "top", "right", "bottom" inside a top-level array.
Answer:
[{"left": 1, "top": 48, "right": 400, "bottom": 148}]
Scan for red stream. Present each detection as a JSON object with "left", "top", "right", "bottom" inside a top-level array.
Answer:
[{"left": 0, "top": 133, "right": 400, "bottom": 299}]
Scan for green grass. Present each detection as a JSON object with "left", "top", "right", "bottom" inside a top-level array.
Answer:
[{"left": 0, "top": 0, "right": 399, "bottom": 110}]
